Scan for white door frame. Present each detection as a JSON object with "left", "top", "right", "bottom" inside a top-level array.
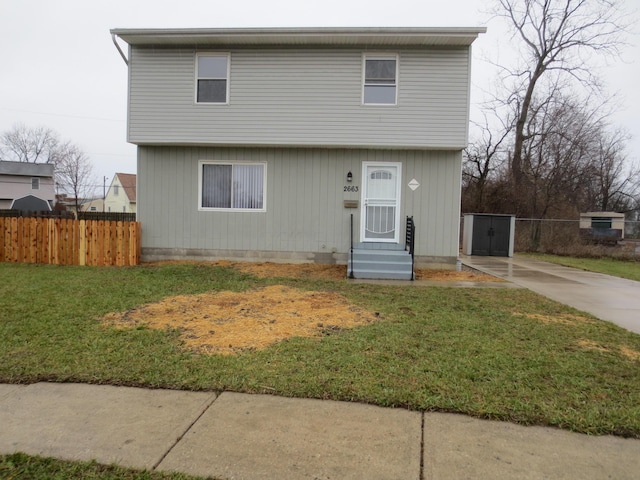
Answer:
[{"left": 360, "top": 162, "right": 402, "bottom": 243}]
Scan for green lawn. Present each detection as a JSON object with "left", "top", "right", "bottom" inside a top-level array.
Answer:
[
  {"left": 0, "top": 453, "right": 209, "bottom": 480},
  {"left": 1, "top": 262, "right": 639, "bottom": 438},
  {"left": 523, "top": 253, "right": 640, "bottom": 281}
]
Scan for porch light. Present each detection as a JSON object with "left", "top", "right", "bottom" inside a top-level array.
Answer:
[{"left": 347, "top": 171, "right": 353, "bottom": 182}]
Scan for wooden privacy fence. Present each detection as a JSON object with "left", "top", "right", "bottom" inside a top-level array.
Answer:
[{"left": 0, "top": 217, "right": 141, "bottom": 266}]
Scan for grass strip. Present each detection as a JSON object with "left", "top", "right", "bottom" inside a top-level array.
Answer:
[
  {"left": 1, "top": 263, "right": 639, "bottom": 438},
  {"left": 522, "top": 253, "right": 640, "bottom": 281},
  {"left": 0, "top": 453, "right": 210, "bottom": 480}
]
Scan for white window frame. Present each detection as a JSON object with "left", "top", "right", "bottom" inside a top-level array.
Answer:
[
  {"left": 198, "top": 161, "right": 267, "bottom": 212},
  {"left": 362, "top": 54, "right": 399, "bottom": 106},
  {"left": 195, "top": 53, "right": 230, "bottom": 105},
  {"left": 31, "top": 177, "right": 40, "bottom": 190}
]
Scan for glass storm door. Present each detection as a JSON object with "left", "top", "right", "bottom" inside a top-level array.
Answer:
[{"left": 361, "top": 162, "right": 402, "bottom": 243}]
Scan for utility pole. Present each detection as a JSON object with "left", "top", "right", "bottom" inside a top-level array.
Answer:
[{"left": 103, "top": 176, "right": 108, "bottom": 212}]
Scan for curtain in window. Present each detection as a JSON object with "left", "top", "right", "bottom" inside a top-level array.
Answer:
[
  {"left": 233, "top": 164, "right": 264, "bottom": 209},
  {"left": 202, "top": 164, "right": 232, "bottom": 208},
  {"left": 202, "top": 164, "right": 264, "bottom": 209}
]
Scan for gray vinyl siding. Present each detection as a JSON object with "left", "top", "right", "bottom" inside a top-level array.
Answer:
[
  {"left": 138, "top": 146, "right": 461, "bottom": 261},
  {"left": 128, "top": 48, "right": 471, "bottom": 149}
]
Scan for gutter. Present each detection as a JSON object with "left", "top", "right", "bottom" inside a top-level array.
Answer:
[{"left": 111, "top": 33, "right": 128, "bottom": 66}]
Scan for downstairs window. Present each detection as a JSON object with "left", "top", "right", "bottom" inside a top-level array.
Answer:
[{"left": 200, "top": 162, "right": 266, "bottom": 211}]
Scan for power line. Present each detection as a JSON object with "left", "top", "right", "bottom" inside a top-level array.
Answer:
[{"left": 0, "top": 107, "right": 123, "bottom": 123}]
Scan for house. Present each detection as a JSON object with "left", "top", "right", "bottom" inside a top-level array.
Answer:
[
  {"left": 80, "top": 197, "right": 104, "bottom": 213},
  {"left": 110, "top": 27, "right": 485, "bottom": 278},
  {"left": 104, "top": 173, "right": 137, "bottom": 213},
  {"left": 0, "top": 160, "right": 55, "bottom": 210},
  {"left": 580, "top": 211, "right": 625, "bottom": 243}
]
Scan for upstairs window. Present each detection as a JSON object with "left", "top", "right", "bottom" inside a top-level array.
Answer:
[
  {"left": 114, "top": 185, "right": 119, "bottom": 195},
  {"left": 363, "top": 55, "right": 398, "bottom": 105},
  {"left": 196, "top": 53, "right": 229, "bottom": 104},
  {"left": 31, "top": 177, "right": 40, "bottom": 190},
  {"left": 200, "top": 162, "right": 266, "bottom": 211}
]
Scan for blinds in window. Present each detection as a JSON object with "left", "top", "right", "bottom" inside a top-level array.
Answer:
[
  {"left": 202, "top": 163, "right": 264, "bottom": 210},
  {"left": 202, "top": 164, "right": 232, "bottom": 208}
]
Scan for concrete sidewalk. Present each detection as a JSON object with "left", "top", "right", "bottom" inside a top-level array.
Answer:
[
  {"left": 2, "top": 383, "right": 639, "bottom": 479},
  {"left": 462, "top": 255, "right": 640, "bottom": 334}
]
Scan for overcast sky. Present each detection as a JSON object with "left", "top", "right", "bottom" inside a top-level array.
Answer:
[{"left": 1, "top": 0, "right": 638, "bottom": 192}]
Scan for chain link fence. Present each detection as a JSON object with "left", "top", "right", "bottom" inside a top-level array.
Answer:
[
  {"left": 514, "top": 218, "right": 639, "bottom": 255},
  {"left": 460, "top": 216, "right": 640, "bottom": 257}
]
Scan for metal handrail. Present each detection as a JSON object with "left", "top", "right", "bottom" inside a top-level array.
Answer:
[
  {"left": 349, "top": 213, "right": 355, "bottom": 279},
  {"left": 405, "top": 216, "right": 415, "bottom": 280}
]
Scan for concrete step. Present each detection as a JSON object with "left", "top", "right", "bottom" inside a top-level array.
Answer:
[
  {"left": 353, "top": 242, "right": 406, "bottom": 251},
  {"left": 349, "top": 247, "right": 414, "bottom": 280},
  {"left": 349, "top": 269, "right": 414, "bottom": 280}
]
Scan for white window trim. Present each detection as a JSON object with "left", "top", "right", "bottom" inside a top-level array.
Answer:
[
  {"left": 31, "top": 177, "right": 40, "bottom": 190},
  {"left": 361, "top": 53, "right": 399, "bottom": 106},
  {"left": 195, "top": 52, "right": 230, "bottom": 105},
  {"left": 198, "top": 160, "right": 267, "bottom": 212}
]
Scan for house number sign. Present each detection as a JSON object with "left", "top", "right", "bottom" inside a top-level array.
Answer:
[{"left": 343, "top": 185, "right": 359, "bottom": 192}]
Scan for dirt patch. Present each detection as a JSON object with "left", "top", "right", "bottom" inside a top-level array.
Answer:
[
  {"left": 577, "top": 340, "right": 640, "bottom": 360},
  {"left": 103, "top": 285, "right": 379, "bottom": 355},
  {"left": 576, "top": 339, "right": 613, "bottom": 353},
  {"left": 235, "top": 261, "right": 501, "bottom": 282},
  {"left": 222, "top": 261, "right": 346, "bottom": 280},
  {"left": 151, "top": 260, "right": 501, "bottom": 282},
  {"left": 514, "top": 312, "right": 594, "bottom": 326},
  {"left": 619, "top": 346, "right": 640, "bottom": 361},
  {"left": 107, "top": 261, "right": 499, "bottom": 356},
  {"left": 415, "top": 268, "right": 502, "bottom": 282},
  {"left": 575, "top": 340, "right": 640, "bottom": 361}
]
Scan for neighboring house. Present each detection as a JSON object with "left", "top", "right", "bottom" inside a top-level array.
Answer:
[
  {"left": 104, "top": 173, "right": 137, "bottom": 213},
  {"left": 0, "top": 160, "right": 55, "bottom": 210},
  {"left": 80, "top": 197, "right": 104, "bottom": 213},
  {"left": 111, "top": 27, "right": 485, "bottom": 278},
  {"left": 580, "top": 211, "right": 625, "bottom": 242}
]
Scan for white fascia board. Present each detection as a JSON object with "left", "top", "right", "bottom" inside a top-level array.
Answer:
[{"left": 110, "top": 27, "right": 487, "bottom": 48}]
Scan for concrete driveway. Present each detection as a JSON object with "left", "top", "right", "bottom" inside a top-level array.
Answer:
[{"left": 461, "top": 255, "right": 640, "bottom": 335}]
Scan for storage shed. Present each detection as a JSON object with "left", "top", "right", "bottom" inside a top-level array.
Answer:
[
  {"left": 10, "top": 195, "right": 52, "bottom": 212},
  {"left": 462, "top": 214, "right": 515, "bottom": 257}
]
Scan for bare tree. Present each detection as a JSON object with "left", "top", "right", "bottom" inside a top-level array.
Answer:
[
  {"left": 463, "top": 109, "right": 513, "bottom": 212},
  {"left": 55, "top": 143, "right": 97, "bottom": 214},
  {"left": 1, "top": 124, "right": 98, "bottom": 213},
  {"left": 587, "top": 128, "right": 638, "bottom": 212},
  {"left": 493, "top": 0, "right": 628, "bottom": 211},
  {"left": 0, "top": 124, "right": 62, "bottom": 163}
]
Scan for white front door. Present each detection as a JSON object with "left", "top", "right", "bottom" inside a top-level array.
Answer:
[{"left": 361, "top": 162, "right": 402, "bottom": 243}]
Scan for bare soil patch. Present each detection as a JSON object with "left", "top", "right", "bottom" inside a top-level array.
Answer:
[
  {"left": 105, "top": 261, "right": 499, "bottom": 356},
  {"left": 576, "top": 340, "right": 640, "bottom": 361},
  {"left": 208, "top": 260, "right": 500, "bottom": 282},
  {"left": 103, "top": 285, "right": 379, "bottom": 355},
  {"left": 514, "top": 312, "right": 595, "bottom": 326}
]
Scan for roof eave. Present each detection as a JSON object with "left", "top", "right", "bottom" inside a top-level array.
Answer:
[{"left": 109, "top": 27, "right": 487, "bottom": 48}]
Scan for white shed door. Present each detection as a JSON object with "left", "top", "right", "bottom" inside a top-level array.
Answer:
[{"left": 361, "top": 162, "right": 402, "bottom": 243}]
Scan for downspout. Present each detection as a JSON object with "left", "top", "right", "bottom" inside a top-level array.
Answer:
[{"left": 111, "top": 34, "right": 128, "bottom": 66}]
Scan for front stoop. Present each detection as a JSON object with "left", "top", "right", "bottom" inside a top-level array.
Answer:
[{"left": 348, "top": 244, "right": 414, "bottom": 280}]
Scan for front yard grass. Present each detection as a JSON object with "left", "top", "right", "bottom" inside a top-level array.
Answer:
[
  {"left": 523, "top": 253, "right": 640, "bottom": 281},
  {"left": 1, "top": 262, "right": 639, "bottom": 438},
  {"left": 0, "top": 453, "right": 208, "bottom": 480}
]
